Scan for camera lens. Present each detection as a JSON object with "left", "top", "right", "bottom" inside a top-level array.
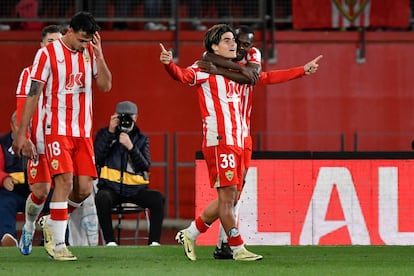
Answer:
[{"left": 118, "top": 114, "right": 133, "bottom": 132}]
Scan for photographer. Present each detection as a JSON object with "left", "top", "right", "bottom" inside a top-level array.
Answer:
[{"left": 94, "top": 101, "right": 164, "bottom": 246}]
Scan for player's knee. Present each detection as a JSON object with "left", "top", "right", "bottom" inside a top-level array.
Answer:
[{"left": 30, "top": 183, "right": 51, "bottom": 200}]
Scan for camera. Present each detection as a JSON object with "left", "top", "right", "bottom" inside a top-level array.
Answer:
[{"left": 118, "top": 113, "right": 134, "bottom": 132}]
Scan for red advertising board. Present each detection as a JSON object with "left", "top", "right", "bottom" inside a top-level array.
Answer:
[{"left": 195, "top": 153, "right": 414, "bottom": 245}]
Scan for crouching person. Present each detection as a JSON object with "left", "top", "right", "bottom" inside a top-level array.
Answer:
[{"left": 94, "top": 101, "right": 165, "bottom": 246}]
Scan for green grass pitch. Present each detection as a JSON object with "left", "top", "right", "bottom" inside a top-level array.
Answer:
[{"left": 1, "top": 245, "right": 414, "bottom": 275}]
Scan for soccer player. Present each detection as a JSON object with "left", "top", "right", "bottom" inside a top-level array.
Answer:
[
  {"left": 13, "top": 11, "right": 112, "bottom": 261},
  {"left": 198, "top": 25, "right": 322, "bottom": 259},
  {"left": 160, "top": 24, "right": 262, "bottom": 261},
  {"left": 16, "top": 24, "right": 63, "bottom": 256}
]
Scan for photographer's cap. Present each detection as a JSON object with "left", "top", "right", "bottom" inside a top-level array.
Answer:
[{"left": 116, "top": 101, "right": 137, "bottom": 115}]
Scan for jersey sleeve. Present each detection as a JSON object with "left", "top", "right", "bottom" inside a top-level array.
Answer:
[
  {"left": 30, "top": 47, "right": 50, "bottom": 83},
  {"left": 164, "top": 61, "right": 197, "bottom": 85},
  {"left": 247, "top": 47, "right": 262, "bottom": 65},
  {"left": 15, "top": 67, "right": 31, "bottom": 125},
  {"left": 258, "top": 66, "right": 305, "bottom": 85}
]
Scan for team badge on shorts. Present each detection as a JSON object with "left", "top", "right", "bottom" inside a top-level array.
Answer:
[
  {"left": 51, "top": 159, "right": 59, "bottom": 170},
  {"left": 225, "top": 170, "right": 234, "bottom": 181},
  {"left": 30, "top": 168, "right": 37, "bottom": 179}
]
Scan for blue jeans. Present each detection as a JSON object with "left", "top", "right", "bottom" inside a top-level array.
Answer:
[{"left": 0, "top": 188, "right": 27, "bottom": 239}]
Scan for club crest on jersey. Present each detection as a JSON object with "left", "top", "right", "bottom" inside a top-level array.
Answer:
[
  {"left": 83, "top": 51, "right": 90, "bottom": 62},
  {"left": 51, "top": 159, "right": 59, "bottom": 170},
  {"left": 30, "top": 168, "right": 37, "bottom": 179},
  {"left": 225, "top": 170, "right": 234, "bottom": 181}
]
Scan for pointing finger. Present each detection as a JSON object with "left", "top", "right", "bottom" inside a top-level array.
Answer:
[
  {"left": 313, "top": 55, "right": 323, "bottom": 63},
  {"left": 160, "top": 43, "right": 167, "bottom": 52}
]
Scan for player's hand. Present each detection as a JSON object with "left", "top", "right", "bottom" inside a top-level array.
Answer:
[
  {"left": 12, "top": 133, "right": 27, "bottom": 158},
  {"left": 304, "top": 55, "right": 323, "bottom": 75},
  {"left": 240, "top": 66, "right": 259, "bottom": 85},
  {"left": 159, "top": 43, "right": 173, "bottom": 64},
  {"left": 22, "top": 139, "right": 37, "bottom": 160},
  {"left": 91, "top": 31, "right": 104, "bottom": 59},
  {"left": 197, "top": 60, "right": 218, "bottom": 74}
]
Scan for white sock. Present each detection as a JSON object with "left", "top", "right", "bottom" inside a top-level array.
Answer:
[
  {"left": 49, "top": 202, "right": 68, "bottom": 251},
  {"left": 186, "top": 221, "right": 201, "bottom": 240},
  {"left": 217, "top": 203, "right": 241, "bottom": 248},
  {"left": 217, "top": 224, "right": 227, "bottom": 247},
  {"left": 24, "top": 194, "right": 45, "bottom": 233},
  {"left": 231, "top": 244, "right": 245, "bottom": 253},
  {"left": 68, "top": 198, "right": 83, "bottom": 208}
]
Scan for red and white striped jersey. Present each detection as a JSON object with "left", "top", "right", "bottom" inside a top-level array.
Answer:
[
  {"left": 239, "top": 47, "right": 262, "bottom": 138},
  {"left": 238, "top": 46, "right": 262, "bottom": 67},
  {"left": 30, "top": 39, "right": 97, "bottom": 138},
  {"left": 15, "top": 65, "right": 47, "bottom": 154},
  {"left": 164, "top": 61, "right": 245, "bottom": 148}
]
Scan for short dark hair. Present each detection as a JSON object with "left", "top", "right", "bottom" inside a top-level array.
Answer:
[
  {"left": 234, "top": 25, "right": 254, "bottom": 38},
  {"left": 41, "top": 25, "right": 63, "bottom": 40},
  {"left": 204, "top": 24, "right": 234, "bottom": 53},
  {"left": 70, "top": 11, "right": 100, "bottom": 35}
]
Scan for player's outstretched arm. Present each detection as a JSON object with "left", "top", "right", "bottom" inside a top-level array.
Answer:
[{"left": 259, "top": 55, "right": 323, "bottom": 85}]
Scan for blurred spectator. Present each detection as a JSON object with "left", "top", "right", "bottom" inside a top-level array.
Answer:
[
  {"left": 0, "top": 112, "right": 29, "bottom": 247},
  {"left": 93, "top": 0, "right": 167, "bottom": 30},
  {"left": 94, "top": 0, "right": 130, "bottom": 30},
  {"left": 112, "top": 0, "right": 132, "bottom": 30},
  {"left": 188, "top": 0, "right": 207, "bottom": 30},
  {"left": 16, "top": 0, "right": 44, "bottom": 30},
  {"left": 144, "top": 0, "right": 167, "bottom": 30},
  {"left": 210, "top": 0, "right": 230, "bottom": 21},
  {"left": 0, "top": 24, "right": 11, "bottom": 31},
  {"left": 170, "top": 1, "right": 206, "bottom": 31},
  {"left": 0, "top": 1, "right": 12, "bottom": 30},
  {"left": 38, "top": 0, "right": 75, "bottom": 19}
]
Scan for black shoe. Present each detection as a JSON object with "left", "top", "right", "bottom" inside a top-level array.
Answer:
[{"left": 213, "top": 242, "right": 233, "bottom": 259}]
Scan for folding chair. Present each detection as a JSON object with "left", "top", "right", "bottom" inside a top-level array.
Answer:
[{"left": 112, "top": 203, "right": 150, "bottom": 245}]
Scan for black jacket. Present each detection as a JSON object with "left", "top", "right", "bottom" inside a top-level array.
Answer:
[{"left": 94, "top": 125, "right": 150, "bottom": 196}]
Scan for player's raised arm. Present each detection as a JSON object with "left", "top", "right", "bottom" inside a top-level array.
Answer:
[{"left": 92, "top": 31, "right": 112, "bottom": 92}]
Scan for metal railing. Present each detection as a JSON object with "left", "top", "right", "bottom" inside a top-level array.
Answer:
[
  {"left": 0, "top": 0, "right": 289, "bottom": 60},
  {"left": 0, "top": 0, "right": 291, "bottom": 25}
]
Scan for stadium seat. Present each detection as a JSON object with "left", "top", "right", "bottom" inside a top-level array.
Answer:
[{"left": 112, "top": 203, "right": 150, "bottom": 245}]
